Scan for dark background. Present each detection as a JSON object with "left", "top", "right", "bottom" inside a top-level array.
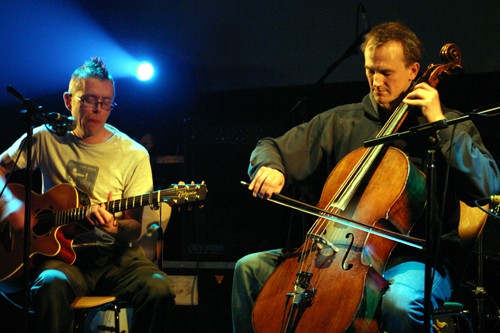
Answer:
[{"left": 1, "top": 1, "right": 500, "bottom": 332}]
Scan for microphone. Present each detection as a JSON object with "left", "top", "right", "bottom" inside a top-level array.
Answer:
[
  {"left": 45, "top": 112, "right": 76, "bottom": 129},
  {"left": 43, "top": 112, "right": 77, "bottom": 135}
]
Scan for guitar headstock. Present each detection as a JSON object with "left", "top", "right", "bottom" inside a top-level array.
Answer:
[{"left": 165, "top": 181, "right": 207, "bottom": 206}]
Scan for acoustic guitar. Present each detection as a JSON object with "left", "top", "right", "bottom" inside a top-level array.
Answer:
[{"left": 0, "top": 182, "right": 207, "bottom": 292}]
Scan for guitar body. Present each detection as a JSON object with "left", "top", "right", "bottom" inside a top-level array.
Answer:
[{"left": 0, "top": 183, "right": 82, "bottom": 292}]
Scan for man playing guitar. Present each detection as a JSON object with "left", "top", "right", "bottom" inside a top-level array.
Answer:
[{"left": 0, "top": 57, "right": 176, "bottom": 333}]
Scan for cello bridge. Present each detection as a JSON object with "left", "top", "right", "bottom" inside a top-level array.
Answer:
[{"left": 308, "top": 233, "right": 339, "bottom": 255}]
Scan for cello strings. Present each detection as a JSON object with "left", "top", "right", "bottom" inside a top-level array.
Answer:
[
  {"left": 291, "top": 101, "right": 415, "bottom": 280},
  {"left": 317, "top": 87, "right": 413, "bottom": 247}
]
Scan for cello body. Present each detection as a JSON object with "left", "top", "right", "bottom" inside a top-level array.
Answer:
[{"left": 252, "top": 147, "right": 426, "bottom": 332}]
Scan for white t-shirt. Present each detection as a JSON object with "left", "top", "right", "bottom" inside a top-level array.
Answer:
[{"left": 7, "top": 124, "right": 152, "bottom": 201}]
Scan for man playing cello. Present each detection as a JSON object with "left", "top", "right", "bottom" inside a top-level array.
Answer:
[{"left": 232, "top": 22, "right": 500, "bottom": 332}]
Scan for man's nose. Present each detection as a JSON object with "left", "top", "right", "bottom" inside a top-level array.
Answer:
[{"left": 372, "top": 72, "right": 383, "bottom": 87}]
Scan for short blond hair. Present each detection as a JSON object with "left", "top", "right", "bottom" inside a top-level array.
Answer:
[{"left": 361, "top": 22, "right": 423, "bottom": 66}]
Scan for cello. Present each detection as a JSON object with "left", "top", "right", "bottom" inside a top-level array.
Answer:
[{"left": 251, "top": 43, "right": 463, "bottom": 333}]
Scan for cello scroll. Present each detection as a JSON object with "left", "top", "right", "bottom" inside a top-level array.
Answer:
[{"left": 420, "top": 43, "right": 462, "bottom": 88}]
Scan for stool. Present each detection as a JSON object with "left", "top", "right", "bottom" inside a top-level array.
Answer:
[
  {"left": 71, "top": 296, "right": 124, "bottom": 333},
  {"left": 433, "top": 302, "right": 473, "bottom": 333}
]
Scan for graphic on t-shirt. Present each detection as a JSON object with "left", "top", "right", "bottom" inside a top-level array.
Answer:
[{"left": 67, "top": 160, "right": 99, "bottom": 195}]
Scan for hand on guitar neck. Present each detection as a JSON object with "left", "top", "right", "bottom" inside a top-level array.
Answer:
[{"left": 85, "top": 191, "right": 140, "bottom": 243}]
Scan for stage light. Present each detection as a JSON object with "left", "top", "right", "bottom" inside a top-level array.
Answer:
[{"left": 136, "top": 62, "right": 155, "bottom": 81}]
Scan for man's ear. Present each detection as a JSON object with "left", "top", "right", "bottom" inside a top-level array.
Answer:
[
  {"left": 63, "top": 92, "right": 72, "bottom": 111},
  {"left": 409, "top": 62, "right": 420, "bottom": 81}
]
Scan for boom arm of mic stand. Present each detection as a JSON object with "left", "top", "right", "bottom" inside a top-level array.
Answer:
[
  {"left": 364, "top": 119, "right": 448, "bottom": 147},
  {"left": 364, "top": 105, "right": 500, "bottom": 148}
]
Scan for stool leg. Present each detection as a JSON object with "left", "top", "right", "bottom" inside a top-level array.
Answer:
[{"left": 113, "top": 303, "right": 120, "bottom": 333}]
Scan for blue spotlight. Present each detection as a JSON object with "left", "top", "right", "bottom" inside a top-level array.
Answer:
[{"left": 136, "top": 62, "right": 155, "bottom": 81}]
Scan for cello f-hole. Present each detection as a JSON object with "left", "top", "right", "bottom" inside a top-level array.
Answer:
[{"left": 341, "top": 233, "right": 355, "bottom": 270}]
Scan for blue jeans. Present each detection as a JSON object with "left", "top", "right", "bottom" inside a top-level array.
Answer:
[
  {"left": 231, "top": 249, "right": 452, "bottom": 333},
  {"left": 382, "top": 261, "right": 452, "bottom": 332}
]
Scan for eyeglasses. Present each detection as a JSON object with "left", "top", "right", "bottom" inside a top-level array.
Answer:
[{"left": 74, "top": 95, "right": 117, "bottom": 111}]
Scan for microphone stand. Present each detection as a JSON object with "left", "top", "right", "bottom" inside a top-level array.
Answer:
[
  {"left": 364, "top": 105, "right": 500, "bottom": 333},
  {"left": 5, "top": 86, "right": 65, "bottom": 333},
  {"left": 475, "top": 230, "right": 486, "bottom": 333},
  {"left": 7, "top": 91, "right": 39, "bottom": 333}
]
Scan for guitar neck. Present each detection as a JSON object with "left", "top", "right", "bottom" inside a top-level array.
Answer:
[
  {"left": 105, "top": 189, "right": 171, "bottom": 213},
  {"left": 55, "top": 184, "right": 206, "bottom": 227}
]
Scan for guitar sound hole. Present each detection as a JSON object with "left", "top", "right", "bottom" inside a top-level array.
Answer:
[{"left": 32, "top": 209, "right": 55, "bottom": 237}]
